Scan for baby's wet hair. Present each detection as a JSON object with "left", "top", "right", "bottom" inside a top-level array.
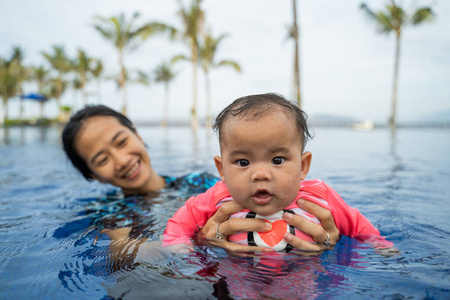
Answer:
[
  {"left": 62, "top": 105, "right": 136, "bottom": 180},
  {"left": 213, "top": 93, "right": 313, "bottom": 150}
]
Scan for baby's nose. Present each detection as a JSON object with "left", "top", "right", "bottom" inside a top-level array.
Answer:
[{"left": 251, "top": 165, "right": 271, "bottom": 181}]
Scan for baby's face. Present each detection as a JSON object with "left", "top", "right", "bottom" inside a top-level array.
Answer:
[{"left": 214, "top": 111, "right": 311, "bottom": 216}]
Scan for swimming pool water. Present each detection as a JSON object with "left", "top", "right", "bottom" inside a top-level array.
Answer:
[{"left": 0, "top": 126, "right": 449, "bottom": 299}]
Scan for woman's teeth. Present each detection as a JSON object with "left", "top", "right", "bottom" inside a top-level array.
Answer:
[{"left": 124, "top": 162, "right": 139, "bottom": 178}]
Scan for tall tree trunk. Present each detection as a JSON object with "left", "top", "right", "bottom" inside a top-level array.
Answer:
[
  {"left": 19, "top": 99, "right": 24, "bottom": 121},
  {"left": 81, "top": 76, "right": 88, "bottom": 105},
  {"left": 205, "top": 71, "right": 212, "bottom": 128},
  {"left": 391, "top": 32, "right": 401, "bottom": 131},
  {"left": 119, "top": 49, "right": 128, "bottom": 116},
  {"left": 82, "top": 86, "right": 88, "bottom": 106},
  {"left": 162, "top": 83, "right": 169, "bottom": 127},
  {"left": 97, "top": 80, "right": 102, "bottom": 104},
  {"left": 292, "top": 0, "right": 301, "bottom": 108},
  {"left": 56, "top": 79, "right": 63, "bottom": 113},
  {"left": 1, "top": 96, "right": 7, "bottom": 125},
  {"left": 191, "top": 42, "right": 199, "bottom": 130},
  {"left": 39, "top": 101, "right": 44, "bottom": 119},
  {"left": 56, "top": 96, "right": 62, "bottom": 121}
]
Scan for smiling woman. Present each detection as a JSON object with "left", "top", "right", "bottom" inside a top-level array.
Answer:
[
  {"left": 74, "top": 115, "right": 165, "bottom": 194},
  {"left": 62, "top": 105, "right": 166, "bottom": 195}
]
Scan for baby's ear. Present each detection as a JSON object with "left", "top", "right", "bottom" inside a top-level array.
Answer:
[
  {"left": 214, "top": 155, "right": 226, "bottom": 182},
  {"left": 300, "top": 152, "right": 312, "bottom": 180}
]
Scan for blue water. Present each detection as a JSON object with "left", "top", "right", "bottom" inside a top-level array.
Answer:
[{"left": 0, "top": 126, "right": 449, "bottom": 299}]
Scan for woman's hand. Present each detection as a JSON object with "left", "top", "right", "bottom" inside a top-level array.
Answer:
[
  {"left": 283, "top": 199, "right": 341, "bottom": 255},
  {"left": 198, "top": 199, "right": 341, "bottom": 257},
  {"left": 197, "top": 201, "right": 276, "bottom": 257}
]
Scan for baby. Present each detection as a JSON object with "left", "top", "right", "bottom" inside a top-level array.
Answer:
[{"left": 163, "top": 93, "right": 392, "bottom": 252}]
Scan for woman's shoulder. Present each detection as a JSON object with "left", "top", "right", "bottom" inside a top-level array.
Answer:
[{"left": 162, "top": 172, "right": 220, "bottom": 193}]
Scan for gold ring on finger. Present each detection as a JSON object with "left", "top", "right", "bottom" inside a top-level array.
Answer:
[
  {"left": 215, "top": 223, "right": 226, "bottom": 240},
  {"left": 323, "top": 231, "right": 331, "bottom": 246}
]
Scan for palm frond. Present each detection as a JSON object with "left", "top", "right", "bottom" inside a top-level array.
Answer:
[
  {"left": 411, "top": 7, "right": 434, "bottom": 25},
  {"left": 360, "top": 3, "right": 378, "bottom": 22},
  {"left": 172, "top": 54, "right": 190, "bottom": 64},
  {"left": 217, "top": 60, "right": 242, "bottom": 73}
]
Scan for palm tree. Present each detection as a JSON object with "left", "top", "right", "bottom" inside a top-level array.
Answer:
[
  {"left": 42, "top": 45, "right": 71, "bottom": 116},
  {"left": 91, "top": 59, "right": 104, "bottom": 103},
  {"left": 290, "top": 0, "right": 301, "bottom": 108},
  {"left": 360, "top": 0, "right": 434, "bottom": 130},
  {"left": 199, "top": 30, "right": 241, "bottom": 127},
  {"left": 93, "top": 12, "right": 174, "bottom": 116},
  {"left": 72, "top": 49, "right": 94, "bottom": 105},
  {"left": 154, "top": 62, "right": 177, "bottom": 127},
  {"left": 0, "top": 57, "right": 18, "bottom": 125},
  {"left": 11, "top": 47, "right": 29, "bottom": 121},
  {"left": 175, "top": 0, "right": 205, "bottom": 130},
  {"left": 0, "top": 47, "right": 26, "bottom": 125},
  {"left": 30, "top": 65, "right": 50, "bottom": 118}
]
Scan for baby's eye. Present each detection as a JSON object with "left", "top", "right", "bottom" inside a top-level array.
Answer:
[
  {"left": 272, "top": 157, "right": 285, "bottom": 165},
  {"left": 236, "top": 159, "right": 250, "bottom": 167}
]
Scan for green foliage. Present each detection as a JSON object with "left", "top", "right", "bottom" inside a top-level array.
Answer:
[
  {"left": 360, "top": 0, "right": 435, "bottom": 129},
  {"left": 199, "top": 30, "right": 241, "bottom": 74},
  {"left": 61, "top": 105, "right": 71, "bottom": 112},
  {"left": 154, "top": 62, "right": 177, "bottom": 84},
  {"left": 93, "top": 11, "right": 174, "bottom": 115},
  {"left": 360, "top": 1, "right": 434, "bottom": 36},
  {"left": 0, "top": 46, "right": 29, "bottom": 124}
]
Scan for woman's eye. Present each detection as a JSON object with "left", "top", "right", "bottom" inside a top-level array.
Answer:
[
  {"left": 272, "top": 157, "right": 285, "bottom": 165},
  {"left": 237, "top": 159, "right": 250, "bottom": 167},
  {"left": 118, "top": 137, "right": 128, "bottom": 146},
  {"left": 97, "top": 157, "right": 108, "bottom": 166}
]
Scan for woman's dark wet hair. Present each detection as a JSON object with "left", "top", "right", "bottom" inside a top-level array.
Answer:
[
  {"left": 213, "top": 93, "right": 313, "bottom": 150},
  {"left": 62, "top": 105, "right": 136, "bottom": 180}
]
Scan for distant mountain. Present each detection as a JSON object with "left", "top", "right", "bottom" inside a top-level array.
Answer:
[
  {"left": 415, "top": 109, "right": 450, "bottom": 122},
  {"left": 308, "top": 114, "right": 359, "bottom": 125}
]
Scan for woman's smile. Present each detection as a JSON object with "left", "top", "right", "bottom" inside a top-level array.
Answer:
[{"left": 122, "top": 161, "right": 141, "bottom": 179}]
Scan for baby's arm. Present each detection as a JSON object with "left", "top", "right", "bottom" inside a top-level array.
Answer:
[
  {"left": 163, "top": 185, "right": 218, "bottom": 248},
  {"left": 324, "top": 182, "right": 395, "bottom": 250}
]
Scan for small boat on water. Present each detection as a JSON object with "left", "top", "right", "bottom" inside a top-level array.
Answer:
[{"left": 352, "top": 120, "right": 374, "bottom": 131}]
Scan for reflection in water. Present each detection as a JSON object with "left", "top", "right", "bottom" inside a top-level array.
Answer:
[
  {"left": 1, "top": 126, "right": 449, "bottom": 299},
  {"left": 0, "top": 125, "right": 52, "bottom": 146},
  {"left": 388, "top": 131, "right": 404, "bottom": 191},
  {"left": 1, "top": 127, "right": 10, "bottom": 145}
]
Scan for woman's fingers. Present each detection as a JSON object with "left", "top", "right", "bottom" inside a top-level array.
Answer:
[
  {"left": 283, "top": 232, "right": 328, "bottom": 253},
  {"left": 281, "top": 199, "right": 342, "bottom": 254},
  {"left": 200, "top": 201, "right": 270, "bottom": 240},
  {"left": 282, "top": 212, "right": 327, "bottom": 244},
  {"left": 198, "top": 200, "right": 275, "bottom": 255},
  {"left": 211, "top": 201, "right": 246, "bottom": 223},
  {"left": 218, "top": 218, "right": 272, "bottom": 236},
  {"left": 199, "top": 201, "right": 245, "bottom": 240},
  {"left": 296, "top": 199, "right": 341, "bottom": 245}
]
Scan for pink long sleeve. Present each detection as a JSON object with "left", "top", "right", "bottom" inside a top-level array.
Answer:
[
  {"left": 299, "top": 180, "right": 393, "bottom": 248},
  {"left": 163, "top": 182, "right": 223, "bottom": 247}
]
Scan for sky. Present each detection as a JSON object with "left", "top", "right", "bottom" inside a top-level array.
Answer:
[{"left": 1, "top": 0, "right": 449, "bottom": 124}]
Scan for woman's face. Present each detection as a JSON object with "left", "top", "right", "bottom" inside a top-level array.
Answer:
[{"left": 74, "top": 116, "right": 155, "bottom": 194}]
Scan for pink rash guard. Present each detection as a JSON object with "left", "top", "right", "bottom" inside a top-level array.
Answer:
[{"left": 163, "top": 179, "right": 393, "bottom": 249}]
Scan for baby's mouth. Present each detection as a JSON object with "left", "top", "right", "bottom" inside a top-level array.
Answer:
[
  {"left": 123, "top": 161, "right": 140, "bottom": 179},
  {"left": 252, "top": 189, "right": 273, "bottom": 205}
]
